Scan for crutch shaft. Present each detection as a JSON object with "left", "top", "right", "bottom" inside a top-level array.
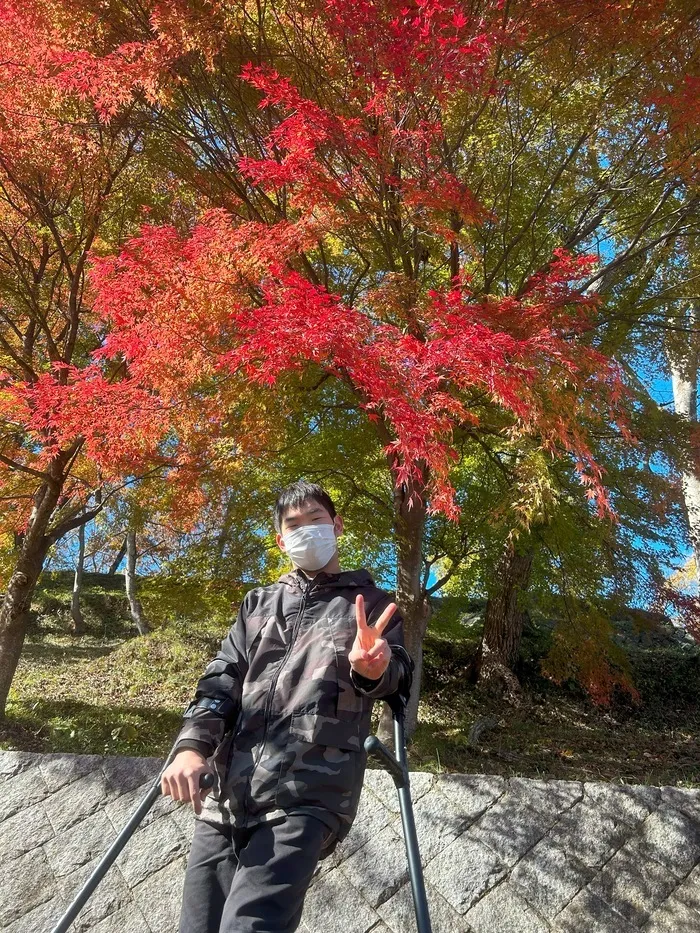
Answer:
[
  {"left": 393, "top": 712, "right": 432, "bottom": 933},
  {"left": 50, "top": 778, "right": 163, "bottom": 933},
  {"left": 49, "top": 754, "right": 214, "bottom": 933}
]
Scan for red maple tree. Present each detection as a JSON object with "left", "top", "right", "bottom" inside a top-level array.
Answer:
[
  {"left": 3, "top": 0, "right": 698, "bottom": 722},
  {"left": 0, "top": 0, "right": 193, "bottom": 713},
  {"left": 76, "top": 1, "right": 630, "bottom": 725}
]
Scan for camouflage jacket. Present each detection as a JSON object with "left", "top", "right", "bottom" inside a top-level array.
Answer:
[{"left": 174, "top": 567, "right": 413, "bottom": 841}]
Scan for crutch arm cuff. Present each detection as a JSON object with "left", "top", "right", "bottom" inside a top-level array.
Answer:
[{"left": 172, "top": 739, "right": 212, "bottom": 759}]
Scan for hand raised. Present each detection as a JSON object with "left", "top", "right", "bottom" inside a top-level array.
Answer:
[{"left": 348, "top": 594, "right": 396, "bottom": 681}]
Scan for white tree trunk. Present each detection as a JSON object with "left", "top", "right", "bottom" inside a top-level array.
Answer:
[
  {"left": 71, "top": 520, "right": 86, "bottom": 635},
  {"left": 108, "top": 535, "right": 127, "bottom": 575},
  {"left": 667, "top": 305, "right": 700, "bottom": 577},
  {"left": 125, "top": 528, "right": 150, "bottom": 635}
]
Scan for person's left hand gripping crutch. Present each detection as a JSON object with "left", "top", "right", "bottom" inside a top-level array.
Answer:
[{"left": 349, "top": 594, "right": 397, "bottom": 680}]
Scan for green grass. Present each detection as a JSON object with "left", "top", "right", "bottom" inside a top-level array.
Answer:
[
  {"left": 3, "top": 575, "right": 222, "bottom": 757},
  {"left": 3, "top": 577, "right": 700, "bottom": 788}
]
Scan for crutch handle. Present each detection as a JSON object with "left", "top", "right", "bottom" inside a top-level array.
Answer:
[{"left": 364, "top": 735, "right": 407, "bottom": 789}]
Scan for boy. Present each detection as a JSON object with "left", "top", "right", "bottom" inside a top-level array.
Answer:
[{"left": 162, "top": 480, "right": 413, "bottom": 933}]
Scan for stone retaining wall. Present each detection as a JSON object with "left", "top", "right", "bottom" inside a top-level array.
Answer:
[{"left": 2, "top": 751, "right": 700, "bottom": 932}]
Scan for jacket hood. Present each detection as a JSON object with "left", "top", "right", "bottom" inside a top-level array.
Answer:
[{"left": 277, "top": 567, "right": 375, "bottom": 589}]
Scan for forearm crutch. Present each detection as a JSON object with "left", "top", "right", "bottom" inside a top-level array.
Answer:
[
  {"left": 49, "top": 744, "right": 214, "bottom": 933},
  {"left": 365, "top": 693, "right": 433, "bottom": 933}
]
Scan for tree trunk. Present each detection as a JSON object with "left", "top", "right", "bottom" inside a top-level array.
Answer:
[
  {"left": 379, "top": 476, "right": 430, "bottom": 743},
  {"left": 476, "top": 535, "right": 535, "bottom": 701},
  {"left": 71, "top": 520, "right": 86, "bottom": 635},
  {"left": 667, "top": 307, "right": 700, "bottom": 577},
  {"left": 108, "top": 535, "right": 127, "bottom": 575},
  {"left": 125, "top": 528, "right": 150, "bottom": 635},
  {"left": 215, "top": 494, "right": 235, "bottom": 567},
  {"left": 0, "top": 475, "right": 62, "bottom": 716}
]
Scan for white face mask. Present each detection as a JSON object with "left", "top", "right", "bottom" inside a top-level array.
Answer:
[{"left": 282, "top": 522, "right": 338, "bottom": 571}]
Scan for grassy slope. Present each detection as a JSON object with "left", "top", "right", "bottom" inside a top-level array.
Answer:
[
  {"left": 3, "top": 575, "right": 700, "bottom": 787},
  {"left": 412, "top": 616, "right": 700, "bottom": 787}
]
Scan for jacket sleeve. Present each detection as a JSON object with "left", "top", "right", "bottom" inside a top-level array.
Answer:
[
  {"left": 349, "top": 596, "right": 414, "bottom": 701},
  {"left": 174, "top": 592, "right": 251, "bottom": 759}
]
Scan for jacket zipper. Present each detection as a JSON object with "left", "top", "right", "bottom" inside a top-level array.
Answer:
[{"left": 243, "top": 575, "right": 315, "bottom": 819}]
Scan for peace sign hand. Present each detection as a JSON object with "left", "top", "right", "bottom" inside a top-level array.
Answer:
[{"left": 348, "top": 594, "right": 396, "bottom": 681}]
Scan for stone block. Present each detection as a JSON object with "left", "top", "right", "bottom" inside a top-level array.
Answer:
[
  {"left": 644, "top": 895, "right": 700, "bottom": 933},
  {"left": 508, "top": 778, "right": 582, "bottom": 815},
  {"left": 43, "top": 769, "right": 106, "bottom": 833},
  {"left": 302, "top": 866, "right": 380, "bottom": 933},
  {"left": 339, "top": 825, "right": 409, "bottom": 908},
  {"left": 469, "top": 794, "right": 556, "bottom": 867},
  {"left": 389, "top": 788, "right": 466, "bottom": 864},
  {"left": 547, "top": 800, "right": 631, "bottom": 869},
  {"left": 63, "top": 857, "right": 132, "bottom": 931},
  {"left": 104, "top": 779, "right": 179, "bottom": 832},
  {"left": 589, "top": 844, "right": 678, "bottom": 926},
  {"left": 39, "top": 754, "right": 104, "bottom": 793},
  {"left": 465, "top": 881, "right": 550, "bottom": 933},
  {"left": 553, "top": 889, "right": 638, "bottom": 933},
  {"left": 661, "top": 786, "right": 700, "bottom": 824},
  {"left": 3, "top": 894, "right": 67, "bottom": 933},
  {"left": 377, "top": 880, "right": 470, "bottom": 933},
  {"left": 365, "top": 769, "right": 435, "bottom": 812},
  {"left": 87, "top": 903, "right": 151, "bottom": 933},
  {"left": 673, "top": 863, "right": 700, "bottom": 913},
  {"left": 510, "top": 840, "right": 592, "bottom": 919},
  {"left": 0, "top": 802, "right": 54, "bottom": 864},
  {"left": 0, "top": 763, "right": 49, "bottom": 823},
  {"left": 132, "top": 857, "right": 187, "bottom": 933},
  {"left": 584, "top": 781, "right": 660, "bottom": 826},
  {"left": 424, "top": 832, "right": 507, "bottom": 914},
  {"left": 43, "top": 809, "right": 117, "bottom": 879},
  {"left": 0, "top": 846, "right": 57, "bottom": 926},
  {"left": 115, "top": 813, "right": 187, "bottom": 888},
  {"left": 102, "top": 756, "right": 161, "bottom": 799},
  {"left": 0, "top": 751, "right": 42, "bottom": 780},
  {"left": 630, "top": 805, "right": 700, "bottom": 879},
  {"left": 435, "top": 774, "right": 505, "bottom": 825},
  {"left": 333, "top": 787, "right": 397, "bottom": 865}
]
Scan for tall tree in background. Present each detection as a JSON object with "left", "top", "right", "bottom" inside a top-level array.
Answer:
[
  {"left": 0, "top": 0, "right": 190, "bottom": 715},
  {"left": 466, "top": 0, "right": 700, "bottom": 689},
  {"left": 79, "top": 1, "right": 629, "bottom": 731},
  {"left": 71, "top": 513, "right": 87, "bottom": 635},
  {"left": 113, "top": 0, "right": 700, "bottom": 716},
  {"left": 2, "top": 0, "right": 699, "bottom": 728}
]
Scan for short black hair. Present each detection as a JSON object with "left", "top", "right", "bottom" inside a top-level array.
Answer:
[{"left": 274, "top": 480, "right": 337, "bottom": 533}]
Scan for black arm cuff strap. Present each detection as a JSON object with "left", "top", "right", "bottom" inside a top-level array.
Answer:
[
  {"left": 386, "top": 645, "right": 415, "bottom": 713},
  {"left": 174, "top": 739, "right": 214, "bottom": 758},
  {"left": 183, "top": 696, "right": 238, "bottom": 722}
]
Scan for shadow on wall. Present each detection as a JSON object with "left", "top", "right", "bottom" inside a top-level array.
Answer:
[{"left": 316, "top": 771, "right": 700, "bottom": 932}]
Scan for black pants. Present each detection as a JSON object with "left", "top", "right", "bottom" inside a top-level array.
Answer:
[{"left": 179, "top": 815, "right": 335, "bottom": 933}]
